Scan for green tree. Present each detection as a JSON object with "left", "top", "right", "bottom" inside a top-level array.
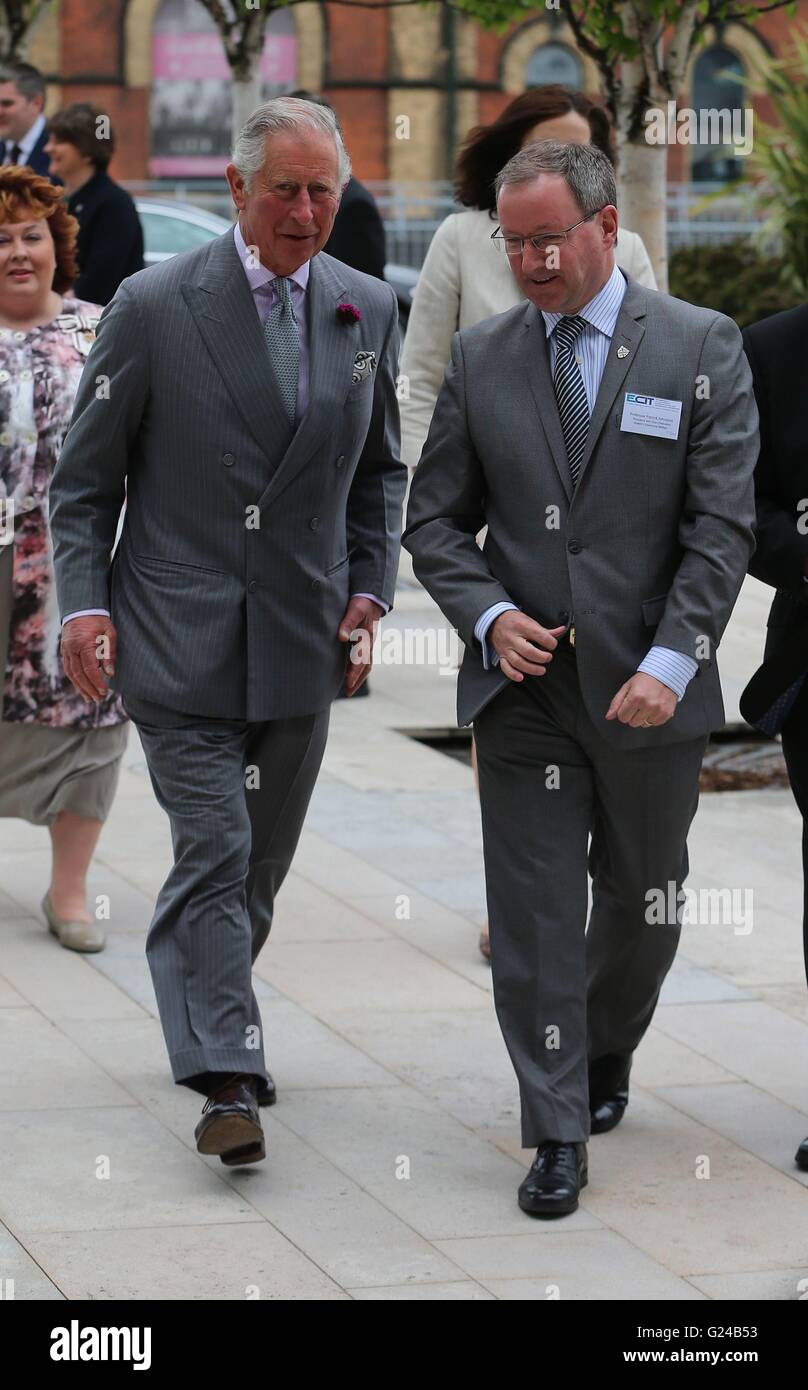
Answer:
[
  {"left": 746, "top": 27, "right": 808, "bottom": 292},
  {"left": 0, "top": 0, "right": 52, "bottom": 59},
  {"left": 555, "top": 1, "right": 796, "bottom": 288}
]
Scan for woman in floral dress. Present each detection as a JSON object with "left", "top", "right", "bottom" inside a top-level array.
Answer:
[{"left": 0, "top": 164, "right": 128, "bottom": 952}]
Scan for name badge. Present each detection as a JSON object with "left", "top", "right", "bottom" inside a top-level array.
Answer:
[{"left": 620, "top": 392, "right": 682, "bottom": 441}]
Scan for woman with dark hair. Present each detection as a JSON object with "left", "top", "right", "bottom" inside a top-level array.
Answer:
[
  {"left": 44, "top": 102, "right": 143, "bottom": 305},
  {"left": 400, "top": 86, "right": 655, "bottom": 472},
  {"left": 0, "top": 166, "right": 128, "bottom": 951},
  {"left": 400, "top": 87, "right": 656, "bottom": 963}
]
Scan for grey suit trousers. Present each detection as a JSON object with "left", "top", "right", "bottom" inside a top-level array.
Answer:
[
  {"left": 123, "top": 692, "right": 330, "bottom": 1094},
  {"left": 472, "top": 641, "right": 706, "bottom": 1147}
]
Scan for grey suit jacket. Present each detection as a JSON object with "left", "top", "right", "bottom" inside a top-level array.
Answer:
[
  {"left": 403, "top": 274, "right": 759, "bottom": 746},
  {"left": 49, "top": 231, "right": 407, "bottom": 721}
]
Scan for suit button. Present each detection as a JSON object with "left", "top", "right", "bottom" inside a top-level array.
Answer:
[
  {"left": 309, "top": 516, "right": 320, "bottom": 531},
  {"left": 247, "top": 579, "right": 258, "bottom": 592},
  {"left": 311, "top": 578, "right": 321, "bottom": 591},
  {"left": 336, "top": 455, "right": 345, "bottom": 469},
  {"left": 559, "top": 610, "right": 569, "bottom": 624},
  {"left": 567, "top": 540, "right": 582, "bottom": 554},
  {"left": 222, "top": 452, "right": 235, "bottom": 467}
]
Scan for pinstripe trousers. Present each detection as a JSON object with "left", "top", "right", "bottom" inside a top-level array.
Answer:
[{"left": 123, "top": 692, "right": 330, "bottom": 1095}]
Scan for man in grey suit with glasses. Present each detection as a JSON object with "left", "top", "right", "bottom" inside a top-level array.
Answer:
[
  {"left": 404, "top": 141, "right": 758, "bottom": 1217},
  {"left": 49, "top": 97, "right": 406, "bottom": 1168}
]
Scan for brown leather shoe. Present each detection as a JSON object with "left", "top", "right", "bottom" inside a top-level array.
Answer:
[{"left": 194, "top": 1075, "right": 265, "bottom": 1165}]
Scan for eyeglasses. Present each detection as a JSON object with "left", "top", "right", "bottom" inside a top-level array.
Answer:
[{"left": 490, "top": 207, "right": 607, "bottom": 256}]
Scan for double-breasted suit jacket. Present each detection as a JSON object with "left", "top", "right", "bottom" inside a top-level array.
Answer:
[{"left": 49, "top": 230, "right": 407, "bottom": 721}]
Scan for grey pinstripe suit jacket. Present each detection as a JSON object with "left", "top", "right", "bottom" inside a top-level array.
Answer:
[
  {"left": 49, "top": 231, "right": 407, "bottom": 721},
  {"left": 403, "top": 275, "right": 759, "bottom": 746}
]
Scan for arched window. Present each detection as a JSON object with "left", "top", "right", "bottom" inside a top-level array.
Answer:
[
  {"left": 150, "top": 0, "right": 298, "bottom": 177},
  {"left": 526, "top": 42, "right": 583, "bottom": 92},
  {"left": 691, "top": 44, "right": 745, "bottom": 183}
]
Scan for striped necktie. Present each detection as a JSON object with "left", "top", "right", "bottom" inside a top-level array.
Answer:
[
  {"left": 552, "top": 315, "right": 591, "bottom": 488},
  {"left": 263, "top": 275, "right": 299, "bottom": 426}
]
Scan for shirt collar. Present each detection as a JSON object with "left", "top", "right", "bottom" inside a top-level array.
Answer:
[
  {"left": 542, "top": 262, "right": 627, "bottom": 341},
  {"left": 233, "top": 220, "right": 310, "bottom": 294},
  {"left": 16, "top": 112, "right": 46, "bottom": 159}
]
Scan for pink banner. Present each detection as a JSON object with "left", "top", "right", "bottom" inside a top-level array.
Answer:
[
  {"left": 152, "top": 33, "right": 296, "bottom": 83},
  {"left": 149, "top": 156, "right": 231, "bottom": 176}
]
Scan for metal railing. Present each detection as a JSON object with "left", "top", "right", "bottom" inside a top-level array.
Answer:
[{"left": 123, "top": 178, "right": 770, "bottom": 268}]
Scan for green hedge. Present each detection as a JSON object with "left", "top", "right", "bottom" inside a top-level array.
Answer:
[{"left": 668, "top": 240, "right": 805, "bottom": 328}]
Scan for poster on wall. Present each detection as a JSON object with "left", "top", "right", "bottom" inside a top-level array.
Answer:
[{"left": 150, "top": 0, "right": 297, "bottom": 177}]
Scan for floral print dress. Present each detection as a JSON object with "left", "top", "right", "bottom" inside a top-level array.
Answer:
[{"left": 0, "top": 296, "right": 127, "bottom": 730}]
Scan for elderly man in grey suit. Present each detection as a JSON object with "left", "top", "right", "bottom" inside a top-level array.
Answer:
[
  {"left": 404, "top": 141, "right": 758, "bottom": 1217},
  {"left": 49, "top": 97, "right": 406, "bottom": 1167}
]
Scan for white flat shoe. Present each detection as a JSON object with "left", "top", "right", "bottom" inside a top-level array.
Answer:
[{"left": 42, "top": 891, "right": 106, "bottom": 953}]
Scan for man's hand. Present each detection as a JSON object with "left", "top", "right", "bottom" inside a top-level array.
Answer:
[
  {"left": 60, "top": 615, "right": 117, "bottom": 703},
  {"left": 606, "top": 673, "right": 677, "bottom": 728},
  {"left": 489, "top": 611, "right": 566, "bottom": 682},
  {"left": 339, "top": 596, "right": 384, "bottom": 697}
]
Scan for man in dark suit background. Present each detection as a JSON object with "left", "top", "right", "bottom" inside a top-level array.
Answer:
[
  {"left": 740, "top": 302, "right": 808, "bottom": 1175},
  {"left": 289, "top": 89, "right": 386, "bottom": 280},
  {"left": 0, "top": 61, "right": 56, "bottom": 179},
  {"left": 323, "top": 175, "right": 386, "bottom": 281}
]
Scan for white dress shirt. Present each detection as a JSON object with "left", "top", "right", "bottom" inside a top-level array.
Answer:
[{"left": 2, "top": 112, "right": 46, "bottom": 165}]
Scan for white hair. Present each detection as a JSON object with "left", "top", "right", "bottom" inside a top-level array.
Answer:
[{"left": 231, "top": 96, "right": 352, "bottom": 192}]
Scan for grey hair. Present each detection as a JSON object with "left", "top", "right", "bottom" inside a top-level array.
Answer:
[
  {"left": 231, "top": 96, "right": 352, "bottom": 192},
  {"left": 494, "top": 139, "right": 617, "bottom": 216}
]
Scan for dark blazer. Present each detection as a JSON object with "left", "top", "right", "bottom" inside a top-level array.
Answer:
[
  {"left": 49, "top": 231, "right": 406, "bottom": 722},
  {"left": 740, "top": 303, "right": 808, "bottom": 725},
  {"left": 1, "top": 126, "right": 59, "bottom": 181},
  {"left": 67, "top": 168, "right": 144, "bottom": 306},
  {"left": 324, "top": 176, "right": 386, "bottom": 280}
]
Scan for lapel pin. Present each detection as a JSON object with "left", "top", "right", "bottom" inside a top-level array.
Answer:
[{"left": 617, "top": 345, "right": 630, "bottom": 359}]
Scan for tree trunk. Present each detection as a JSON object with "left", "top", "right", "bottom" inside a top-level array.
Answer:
[
  {"left": 618, "top": 137, "right": 669, "bottom": 291},
  {"left": 231, "top": 63, "right": 263, "bottom": 149}
]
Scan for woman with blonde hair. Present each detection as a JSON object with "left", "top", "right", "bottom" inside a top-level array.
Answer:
[{"left": 0, "top": 165, "right": 128, "bottom": 951}]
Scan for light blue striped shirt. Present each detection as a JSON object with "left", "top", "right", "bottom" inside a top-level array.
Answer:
[{"left": 474, "top": 263, "right": 697, "bottom": 700}]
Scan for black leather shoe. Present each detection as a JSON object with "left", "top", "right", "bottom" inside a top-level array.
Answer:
[
  {"left": 589, "top": 1054, "right": 631, "bottom": 1134},
  {"left": 256, "top": 1072, "right": 277, "bottom": 1107},
  {"left": 796, "top": 1138, "right": 808, "bottom": 1172},
  {"left": 194, "top": 1074, "right": 265, "bottom": 1165},
  {"left": 518, "top": 1141, "right": 588, "bottom": 1217}
]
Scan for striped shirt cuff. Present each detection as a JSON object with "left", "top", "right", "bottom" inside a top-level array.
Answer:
[
  {"left": 474, "top": 602, "right": 519, "bottom": 671},
  {"left": 637, "top": 646, "right": 699, "bottom": 701}
]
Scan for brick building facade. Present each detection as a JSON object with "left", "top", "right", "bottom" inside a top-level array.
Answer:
[{"left": 17, "top": 0, "right": 808, "bottom": 186}]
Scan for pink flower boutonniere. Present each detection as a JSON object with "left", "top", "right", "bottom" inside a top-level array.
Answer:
[{"left": 337, "top": 302, "right": 362, "bottom": 324}]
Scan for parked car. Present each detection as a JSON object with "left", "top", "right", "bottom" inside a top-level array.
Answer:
[{"left": 135, "top": 199, "right": 419, "bottom": 329}]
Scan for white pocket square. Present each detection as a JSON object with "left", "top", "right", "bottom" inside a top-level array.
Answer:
[{"left": 352, "top": 350, "right": 376, "bottom": 384}]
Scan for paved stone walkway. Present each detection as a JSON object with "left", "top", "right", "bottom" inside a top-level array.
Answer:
[{"left": 1, "top": 571, "right": 806, "bottom": 1299}]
